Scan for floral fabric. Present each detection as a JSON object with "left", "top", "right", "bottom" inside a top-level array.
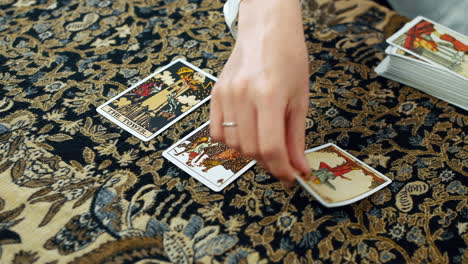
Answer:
[{"left": 0, "top": 0, "right": 466, "bottom": 263}]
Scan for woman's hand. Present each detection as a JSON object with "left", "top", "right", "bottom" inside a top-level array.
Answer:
[{"left": 210, "top": 0, "right": 311, "bottom": 186}]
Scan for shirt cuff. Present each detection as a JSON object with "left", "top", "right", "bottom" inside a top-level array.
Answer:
[{"left": 223, "top": 0, "right": 240, "bottom": 38}]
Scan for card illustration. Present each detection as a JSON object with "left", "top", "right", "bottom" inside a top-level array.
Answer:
[
  {"left": 97, "top": 59, "right": 215, "bottom": 141},
  {"left": 163, "top": 122, "right": 256, "bottom": 192},
  {"left": 387, "top": 17, "right": 468, "bottom": 79},
  {"left": 296, "top": 143, "right": 391, "bottom": 207}
]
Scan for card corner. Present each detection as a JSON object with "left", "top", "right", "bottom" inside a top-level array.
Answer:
[{"left": 210, "top": 186, "right": 223, "bottom": 192}]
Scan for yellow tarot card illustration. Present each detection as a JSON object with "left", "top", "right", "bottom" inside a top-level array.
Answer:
[{"left": 97, "top": 59, "right": 215, "bottom": 141}]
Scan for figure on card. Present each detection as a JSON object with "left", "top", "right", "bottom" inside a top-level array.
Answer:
[
  {"left": 404, "top": 21, "right": 468, "bottom": 53},
  {"left": 403, "top": 20, "right": 467, "bottom": 71},
  {"left": 200, "top": 148, "right": 241, "bottom": 172},
  {"left": 175, "top": 137, "right": 220, "bottom": 166},
  {"left": 309, "top": 146, "right": 386, "bottom": 190}
]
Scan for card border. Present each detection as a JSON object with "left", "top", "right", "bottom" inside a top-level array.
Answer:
[
  {"left": 375, "top": 68, "right": 468, "bottom": 110},
  {"left": 162, "top": 121, "right": 257, "bottom": 192},
  {"left": 386, "top": 46, "right": 466, "bottom": 86},
  {"left": 295, "top": 143, "right": 392, "bottom": 208},
  {"left": 386, "top": 16, "right": 468, "bottom": 81},
  {"left": 385, "top": 46, "right": 468, "bottom": 83},
  {"left": 385, "top": 46, "right": 435, "bottom": 69},
  {"left": 96, "top": 58, "right": 217, "bottom": 141}
]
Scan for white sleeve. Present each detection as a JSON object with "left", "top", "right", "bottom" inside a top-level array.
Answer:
[
  {"left": 223, "top": 0, "right": 241, "bottom": 38},
  {"left": 223, "top": 0, "right": 304, "bottom": 39}
]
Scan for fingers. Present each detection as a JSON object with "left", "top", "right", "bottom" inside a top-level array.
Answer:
[
  {"left": 210, "top": 59, "right": 236, "bottom": 143},
  {"left": 257, "top": 95, "right": 297, "bottom": 186},
  {"left": 221, "top": 83, "right": 240, "bottom": 150},
  {"left": 286, "top": 96, "right": 311, "bottom": 176},
  {"left": 235, "top": 83, "right": 259, "bottom": 159},
  {"left": 209, "top": 86, "right": 224, "bottom": 143}
]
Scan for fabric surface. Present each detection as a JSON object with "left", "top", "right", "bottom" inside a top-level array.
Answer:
[{"left": 0, "top": 0, "right": 467, "bottom": 263}]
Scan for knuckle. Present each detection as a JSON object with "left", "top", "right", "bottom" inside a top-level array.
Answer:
[
  {"left": 232, "top": 80, "right": 248, "bottom": 98},
  {"left": 257, "top": 88, "right": 276, "bottom": 103},
  {"left": 232, "top": 88, "right": 243, "bottom": 99},
  {"left": 234, "top": 77, "right": 249, "bottom": 87}
]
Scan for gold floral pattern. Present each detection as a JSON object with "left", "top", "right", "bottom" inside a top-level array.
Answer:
[{"left": 0, "top": 0, "right": 466, "bottom": 263}]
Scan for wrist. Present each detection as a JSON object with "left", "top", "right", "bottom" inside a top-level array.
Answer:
[{"left": 237, "top": 0, "right": 303, "bottom": 39}]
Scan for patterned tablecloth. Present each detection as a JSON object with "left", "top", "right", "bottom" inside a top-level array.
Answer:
[{"left": 0, "top": 0, "right": 466, "bottom": 263}]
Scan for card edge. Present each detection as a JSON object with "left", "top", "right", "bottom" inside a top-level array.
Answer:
[{"left": 297, "top": 143, "right": 392, "bottom": 208}]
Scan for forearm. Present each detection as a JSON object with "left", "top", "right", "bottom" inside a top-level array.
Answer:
[
  {"left": 237, "top": 0, "right": 304, "bottom": 40},
  {"left": 233, "top": 0, "right": 307, "bottom": 75}
]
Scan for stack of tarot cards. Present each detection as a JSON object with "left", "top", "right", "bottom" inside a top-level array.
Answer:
[
  {"left": 97, "top": 59, "right": 392, "bottom": 207},
  {"left": 375, "top": 16, "right": 468, "bottom": 111}
]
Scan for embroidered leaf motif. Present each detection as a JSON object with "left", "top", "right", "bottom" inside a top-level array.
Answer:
[
  {"left": 183, "top": 215, "right": 203, "bottom": 239},
  {"left": 11, "top": 160, "right": 26, "bottom": 182},
  {"left": 39, "top": 199, "right": 66, "bottom": 227},
  {"left": 146, "top": 218, "right": 169, "bottom": 237},
  {"left": 9, "top": 135, "right": 23, "bottom": 155},
  {"left": 163, "top": 231, "right": 194, "bottom": 264},
  {"left": 38, "top": 124, "right": 54, "bottom": 134},
  {"left": 70, "top": 160, "right": 84, "bottom": 172},
  {"left": 83, "top": 147, "right": 95, "bottom": 164},
  {"left": 0, "top": 203, "right": 25, "bottom": 222},
  {"left": 47, "top": 133, "right": 73, "bottom": 142},
  {"left": 98, "top": 159, "right": 112, "bottom": 170},
  {"left": 27, "top": 187, "right": 53, "bottom": 202},
  {"left": 73, "top": 189, "right": 95, "bottom": 209},
  {"left": 194, "top": 234, "right": 238, "bottom": 259},
  {"left": 0, "top": 161, "right": 13, "bottom": 175},
  {"left": 192, "top": 226, "right": 218, "bottom": 246},
  {"left": 22, "top": 179, "right": 54, "bottom": 188}
]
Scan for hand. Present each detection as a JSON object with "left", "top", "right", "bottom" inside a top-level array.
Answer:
[{"left": 210, "top": 0, "right": 311, "bottom": 186}]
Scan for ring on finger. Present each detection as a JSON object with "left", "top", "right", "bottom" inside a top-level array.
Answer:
[{"left": 222, "top": 122, "right": 238, "bottom": 127}]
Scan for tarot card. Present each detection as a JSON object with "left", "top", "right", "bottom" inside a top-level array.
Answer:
[
  {"left": 295, "top": 143, "right": 392, "bottom": 207},
  {"left": 97, "top": 59, "right": 216, "bottom": 141},
  {"left": 163, "top": 121, "right": 256, "bottom": 192},
  {"left": 386, "top": 46, "right": 433, "bottom": 67},
  {"left": 387, "top": 16, "right": 468, "bottom": 80},
  {"left": 386, "top": 46, "right": 457, "bottom": 73}
]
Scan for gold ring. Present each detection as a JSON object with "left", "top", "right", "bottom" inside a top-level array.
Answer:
[{"left": 222, "top": 122, "right": 238, "bottom": 127}]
